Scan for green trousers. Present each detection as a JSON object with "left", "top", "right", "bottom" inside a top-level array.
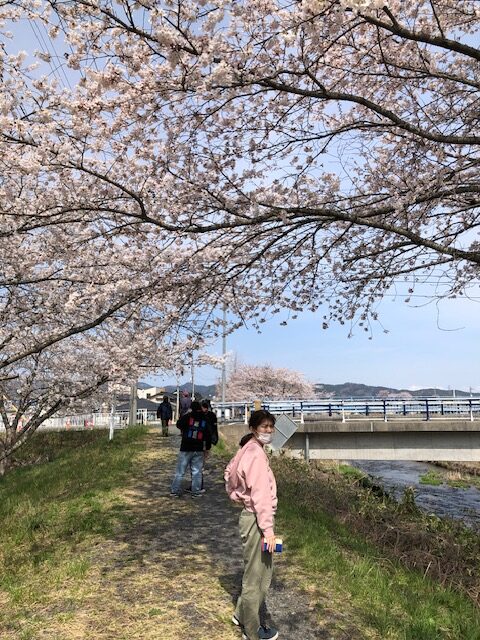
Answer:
[{"left": 235, "top": 510, "right": 273, "bottom": 640}]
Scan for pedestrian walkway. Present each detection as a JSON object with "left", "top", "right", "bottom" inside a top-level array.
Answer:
[{"left": 75, "top": 428, "right": 338, "bottom": 639}]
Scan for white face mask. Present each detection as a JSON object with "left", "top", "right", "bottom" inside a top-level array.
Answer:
[{"left": 257, "top": 432, "right": 273, "bottom": 445}]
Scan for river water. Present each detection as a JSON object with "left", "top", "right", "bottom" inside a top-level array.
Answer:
[{"left": 350, "top": 460, "right": 480, "bottom": 529}]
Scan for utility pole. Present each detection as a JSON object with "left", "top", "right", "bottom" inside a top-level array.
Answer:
[
  {"left": 191, "top": 355, "right": 195, "bottom": 399},
  {"left": 175, "top": 371, "right": 180, "bottom": 421},
  {"left": 128, "top": 380, "right": 137, "bottom": 426},
  {"left": 221, "top": 305, "right": 227, "bottom": 420}
]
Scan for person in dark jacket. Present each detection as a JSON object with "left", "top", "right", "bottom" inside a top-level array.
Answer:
[
  {"left": 157, "top": 396, "right": 173, "bottom": 437},
  {"left": 170, "top": 401, "right": 214, "bottom": 498},
  {"left": 201, "top": 399, "right": 218, "bottom": 445}
]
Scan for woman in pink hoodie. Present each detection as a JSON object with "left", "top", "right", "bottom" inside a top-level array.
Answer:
[{"left": 224, "top": 410, "right": 279, "bottom": 640}]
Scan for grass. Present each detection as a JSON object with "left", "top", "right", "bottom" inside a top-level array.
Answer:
[
  {"left": 0, "top": 426, "right": 148, "bottom": 636},
  {"left": 1, "top": 428, "right": 242, "bottom": 640},
  {"left": 419, "top": 470, "right": 444, "bottom": 486},
  {"left": 3, "top": 430, "right": 480, "bottom": 639},
  {"left": 420, "top": 468, "right": 478, "bottom": 489},
  {"left": 430, "top": 463, "right": 480, "bottom": 490},
  {"left": 273, "top": 456, "right": 480, "bottom": 640}
]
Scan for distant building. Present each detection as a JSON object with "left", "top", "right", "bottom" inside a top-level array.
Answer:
[{"left": 137, "top": 386, "right": 165, "bottom": 401}]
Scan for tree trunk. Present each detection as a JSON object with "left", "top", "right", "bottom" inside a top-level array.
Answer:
[
  {"left": 0, "top": 426, "right": 17, "bottom": 476},
  {"left": 0, "top": 455, "right": 11, "bottom": 476}
]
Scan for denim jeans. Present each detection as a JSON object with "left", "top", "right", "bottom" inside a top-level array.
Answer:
[{"left": 171, "top": 451, "right": 204, "bottom": 495}]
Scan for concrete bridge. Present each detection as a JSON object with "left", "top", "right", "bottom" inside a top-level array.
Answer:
[{"left": 219, "top": 419, "right": 480, "bottom": 462}]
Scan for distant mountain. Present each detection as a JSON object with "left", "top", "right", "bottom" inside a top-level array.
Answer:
[
  {"left": 314, "top": 382, "right": 471, "bottom": 399},
  {"left": 164, "top": 383, "right": 217, "bottom": 399},
  {"left": 145, "top": 380, "right": 471, "bottom": 401}
]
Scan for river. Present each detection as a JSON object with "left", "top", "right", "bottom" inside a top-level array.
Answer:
[{"left": 350, "top": 460, "right": 480, "bottom": 529}]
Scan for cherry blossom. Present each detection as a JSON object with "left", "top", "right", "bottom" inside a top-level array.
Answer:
[
  {"left": 1, "top": 1, "right": 479, "bottom": 465},
  {"left": 223, "top": 363, "right": 314, "bottom": 401}
]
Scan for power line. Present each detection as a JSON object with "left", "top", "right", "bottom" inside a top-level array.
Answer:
[
  {"left": 28, "top": 20, "right": 70, "bottom": 89},
  {"left": 39, "top": 20, "right": 72, "bottom": 89}
]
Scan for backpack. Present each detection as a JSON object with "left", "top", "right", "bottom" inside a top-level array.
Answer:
[{"left": 184, "top": 415, "right": 208, "bottom": 442}]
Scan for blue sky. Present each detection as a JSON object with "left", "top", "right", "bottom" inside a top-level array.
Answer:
[{"left": 151, "top": 292, "right": 480, "bottom": 392}]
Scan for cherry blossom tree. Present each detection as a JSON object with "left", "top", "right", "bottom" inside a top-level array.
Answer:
[
  {"left": 0, "top": 5, "right": 235, "bottom": 468},
  {"left": 0, "top": 301, "right": 214, "bottom": 474},
  {"left": 32, "top": 0, "right": 479, "bottom": 334},
  {"left": 222, "top": 363, "right": 314, "bottom": 401},
  {"left": 1, "top": 1, "right": 479, "bottom": 468}
]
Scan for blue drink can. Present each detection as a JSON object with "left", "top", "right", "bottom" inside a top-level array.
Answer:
[{"left": 262, "top": 537, "right": 283, "bottom": 553}]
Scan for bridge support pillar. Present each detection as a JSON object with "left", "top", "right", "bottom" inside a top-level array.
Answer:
[{"left": 304, "top": 432, "right": 310, "bottom": 463}]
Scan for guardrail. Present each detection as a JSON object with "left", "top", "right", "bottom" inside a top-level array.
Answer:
[
  {"left": 212, "top": 398, "right": 480, "bottom": 423},
  {"left": 3, "top": 398, "right": 478, "bottom": 433}
]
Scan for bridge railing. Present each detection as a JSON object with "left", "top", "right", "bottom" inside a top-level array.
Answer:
[
  {"left": 213, "top": 398, "right": 480, "bottom": 422},
  {"left": 3, "top": 399, "right": 479, "bottom": 433}
]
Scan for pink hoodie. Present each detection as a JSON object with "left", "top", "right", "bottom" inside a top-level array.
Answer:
[{"left": 224, "top": 436, "right": 277, "bottom": 537}]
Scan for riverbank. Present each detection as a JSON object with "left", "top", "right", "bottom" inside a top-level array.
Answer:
[
  {"left": 350, "top": 459, "right": 480, "bottom": 528},
  {"left": 276, "top": 457, "right": 480, "bottom": 609},
  {"left": 1, "top": 429, "right": 479, "bottom": 639}
]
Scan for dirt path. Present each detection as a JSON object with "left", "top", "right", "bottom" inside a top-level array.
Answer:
[{"left": 44, "top": 430, "right": 347, "bottom": 639}]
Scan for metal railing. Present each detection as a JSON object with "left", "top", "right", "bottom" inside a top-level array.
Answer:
[
  {"left": 0, "top": 409, "right": 159, "bottom": 431},
  {"left": 3, "top": 398, "right": 479, "bottom": 433},
  {"left": 212, "top": 398, "right": 480, "bottom": 424}
]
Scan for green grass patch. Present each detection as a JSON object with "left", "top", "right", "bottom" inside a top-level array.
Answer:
[
  {"left": 274, "top": 457, "right": 480, "bottom": 640},
  {"left": 214, "top": 434, "right": 234, "bottom": 458},
  {"left": 470, "top": 476, "right": 480, "bottom": 490},
  {"left": 337, "top": 463, "right": 367, "bottom": 481},
  {"left": 419, "top": 470, "right": 444, "bottom": 486},
  {"left": 0, "top": 426, "right": 148, "bottom": 628},
  {"left": 447, "top": 478, "right": 472, "bottom": 489}
]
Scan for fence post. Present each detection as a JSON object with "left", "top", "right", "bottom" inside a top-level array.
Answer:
[
  {"left": 402, "top": 402, "right": 406, "bottom": 416},
  {"left": 425, "top": 399, "right": 430, "bottom": 421},
  {"left": 469, "top": 400, "right": 474, "bottom": 422},
  {"left": 341, "top": 400, "right": 346, "bottom": 423},
  {"left": 304, "top": 432, "right": 310, "bottom": 463},
  {"left": 365, "top": 403, "right": 369, "bottom": 416},
  {"left": 383, "top": 400, "right": 387, "bottom": 422},
  {"left": 300, "top": 402, "right": 305, "bottom": 425},
  {"left": 244, "top": 403, "right": 248, "bottom": 425},
  {"left": 109, "top": 402, "right": 115, "bottom": 441},
  {"left": 328, "top": 403, "right": 332, "bottom": 417}
]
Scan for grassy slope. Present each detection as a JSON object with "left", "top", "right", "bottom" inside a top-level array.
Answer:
[
  {"left": 0, "top": 427, "right": 149, "bottom": 638},
  {"left": 273, "top": 456, "right": 480, "bottom": 640},
  {"left": 1, "top": 431, "right": 479, "bottom": 640}
]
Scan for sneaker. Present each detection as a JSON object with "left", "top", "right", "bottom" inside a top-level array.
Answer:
[
  {"left": 169, "top": 492, "right": 181, "bottom": 498},
  {"left": 191, "top": 492, "right": 203, "bottom": 498},
  {"left": 242, "top": 626, "right": 279, "bottom": 640},
  {"left": 232, "top": 614, "right": 242, "bottom": 627}
]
